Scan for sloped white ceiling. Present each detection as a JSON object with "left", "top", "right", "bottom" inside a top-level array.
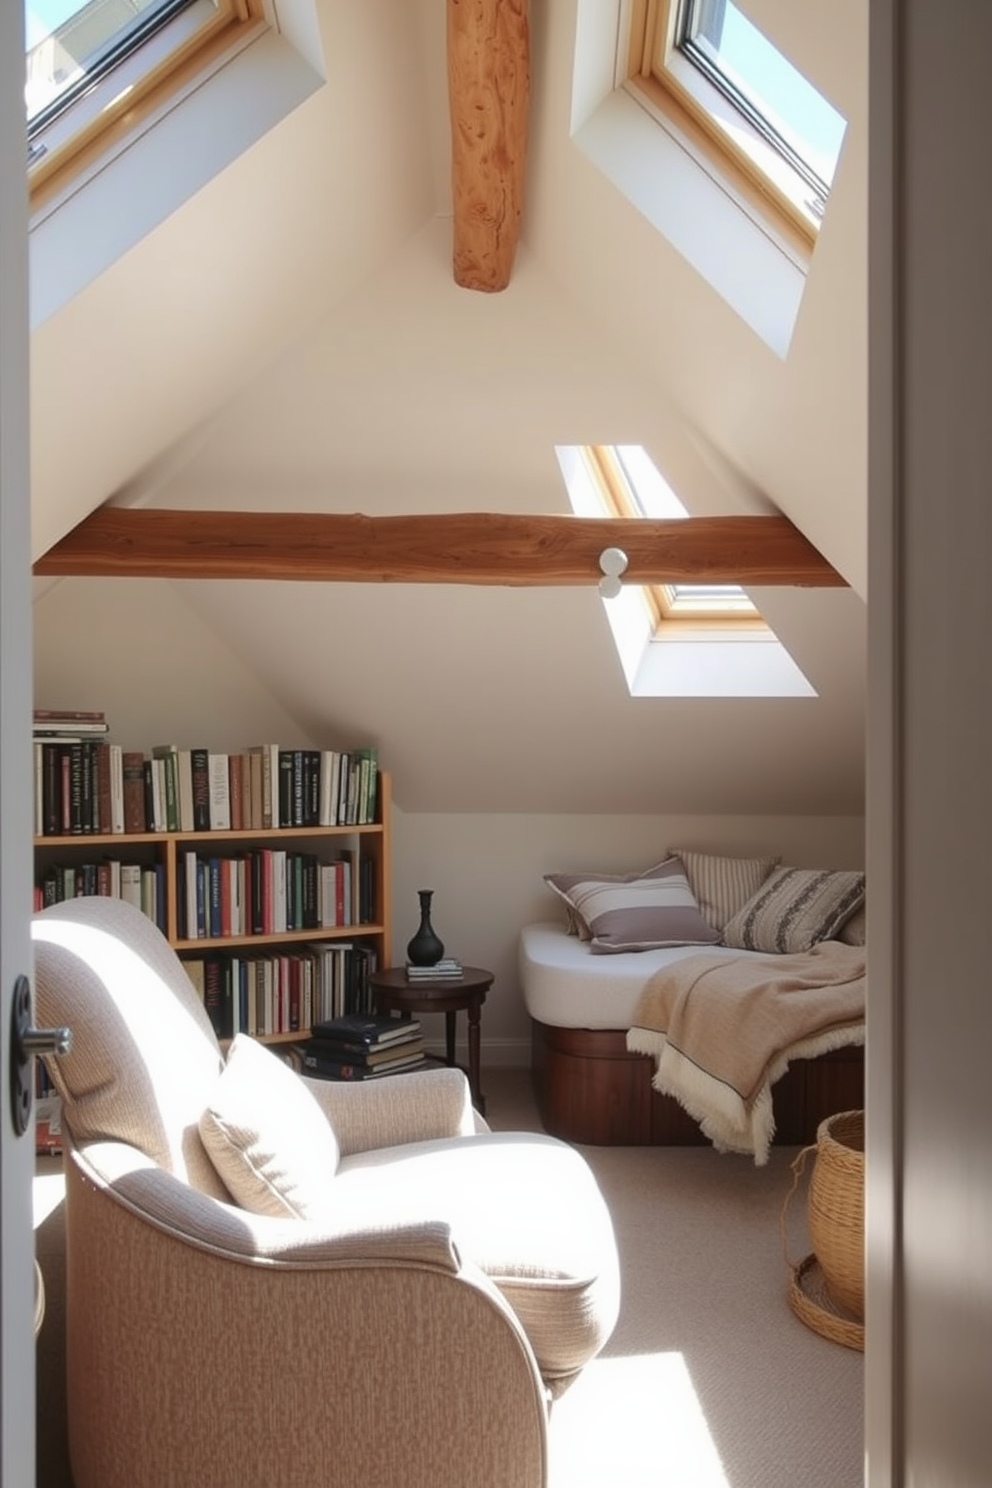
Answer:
[{"left": 29, "top": 0, "right": 867, "bottom": 816}]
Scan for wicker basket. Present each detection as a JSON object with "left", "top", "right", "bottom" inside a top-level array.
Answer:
[
  {"left": 807, "top": 1109, "right": 864, "bottom": 1321},
  {"left": 788, "top": 1254, "right": 864, "bottom": 1351}
]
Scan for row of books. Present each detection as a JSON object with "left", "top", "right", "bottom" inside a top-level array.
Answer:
[
  {"left": 177, "top": 849, "right": 375, "bottom": 940},
  {"left": 33, "top": 858, "right": 167, "bottom": 933},
  {"left": 294, "top": 1013, "right": 426, "bottom": 1081},
  {"left": 185, "top": 942, "right": 379, "bottom": 1040},
  {"left": 32, "top": 729, "right": 379, "bottom": 837}
]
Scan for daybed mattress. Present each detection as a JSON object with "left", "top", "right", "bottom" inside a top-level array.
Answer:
[{"left": 518, "top": 921, "right": 755, "bottom": 1030}]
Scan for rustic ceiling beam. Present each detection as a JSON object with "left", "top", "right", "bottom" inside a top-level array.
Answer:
[
  {"left": 447, "top": 0, "right": 529, "bottom": 291},
  {"left": 34, "top": 509, "right": 846, "bottom": 587}
]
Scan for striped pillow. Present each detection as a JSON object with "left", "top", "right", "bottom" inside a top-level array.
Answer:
[
  {"left": 721, "top": 866, "right": 866, "bottom": 954},
  {"left": 544, "top": 859, "right": 721, "bottom": 954},
  {"left": 669, "top": 849, "right": 781, "bottom": 931},
  {"left": 838, "top": 902, "right": 866, "bottom": 945}
]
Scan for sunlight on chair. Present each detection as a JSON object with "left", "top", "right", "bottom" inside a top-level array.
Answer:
[
  {"left": 31, "top": 918, "right": 213, "bottom": 1056},
  {"left": 548, "top": 1351, "right": 730, "bottom": 1488}
]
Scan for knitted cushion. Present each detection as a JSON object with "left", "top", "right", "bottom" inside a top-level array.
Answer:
[{"left": 200, "top": 1034, "right": 339, "bottom": 1220}]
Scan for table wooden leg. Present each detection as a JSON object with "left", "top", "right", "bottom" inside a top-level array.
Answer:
[
  {"left": 445, "top": 1009, "right": 457, "bottom": 1067},
  {"left": 468, "top": 998, "right": 485, "bottom": 1115}
]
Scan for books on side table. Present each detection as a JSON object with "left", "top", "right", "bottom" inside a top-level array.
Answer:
[
  {"left": 405, "top": 958, "right": 463, "bottom": 980},
  {"left": 298, "top": 1012, "right": 425, "bottom": 1080}
]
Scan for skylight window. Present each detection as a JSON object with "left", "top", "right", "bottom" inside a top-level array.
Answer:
[
  {"left": 624, "top": 0, "right": 847, "bottom": 247},
  {"left": 555, "top": 443, "right": 815, "bottom": 698},
  {"left": 587, "top": 444, "right": 760, "bottom": 626},
  {"left": 26, "top": 0, "right": 196, "bottom": 138},
  {"left": 25, "top": 0, "right": 265, "bottom": 206}
]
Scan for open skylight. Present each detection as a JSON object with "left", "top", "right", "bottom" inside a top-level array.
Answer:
[
  {"left": 557, "top": 443, "right": 815, "bottom": 699},
  {"left": 677, "top": 0, "right": 845, "bottom": 223},
  {"left": 624, "top": 0, "right": 847, "bottom": 247},
  {"left": 587, "top": 444, "right": 761, "bottom": 627},
  {"left": 25, "top": 0, "right": 267, "bottom": 208},
  {"left": 26, "top": 0, "right": 197, "bottom": 137}
]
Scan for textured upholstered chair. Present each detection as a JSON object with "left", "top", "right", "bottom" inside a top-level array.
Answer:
[{"left": 32, "top": 896, "right": 619, "bottom": 1488}]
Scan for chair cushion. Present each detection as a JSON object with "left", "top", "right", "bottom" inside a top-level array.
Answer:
[
  {"left": 199, "top": 1034, "right": 340, "bottom": 1220},
  {"left": 335, "top": 1131, "right": 620, "bottom": 1382},
  {"left": 32, "top": 898, "right": 229, "bottom": 1198}
]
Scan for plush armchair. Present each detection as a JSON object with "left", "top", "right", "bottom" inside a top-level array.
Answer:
[{"left": 32, "top": 897, "right": 619, "bottom": 1488}]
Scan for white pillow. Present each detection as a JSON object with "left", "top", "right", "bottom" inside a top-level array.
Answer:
[{"left": 199, "top": 1034, "right": 339, "bottom": 1220}]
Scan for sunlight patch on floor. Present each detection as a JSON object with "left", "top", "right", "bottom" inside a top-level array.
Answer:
[
  {"left": 33, "top": 1170, "right": 65, "bottom": 1228},
  {"left": 548, "top": 1351, "right": 730, "bottom": 1488}
]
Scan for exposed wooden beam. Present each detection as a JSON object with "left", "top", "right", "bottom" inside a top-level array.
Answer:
[
  {"left": 447, "top": 0, "right": 529, "bottom": 292},
  {"left": 34, "top": 509, "right": 847, "bottom": 587}
]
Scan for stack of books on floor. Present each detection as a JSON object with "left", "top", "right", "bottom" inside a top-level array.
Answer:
[
  {"left": 297, "top": 1013, "right": 425, "bottom": 1080},
  {"left": 406, "top": 958, "right": 463, "bottom": 980}
]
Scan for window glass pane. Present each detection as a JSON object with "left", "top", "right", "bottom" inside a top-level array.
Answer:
[
  {"left": 25, "top": 0, "right": 195, "bottom": 130},
  {"left": 683, "top": 0, "right": 845, "bottom": 194},
  {"left": 608, "top": 446, "right": 756, "bottom": 617},
  {"left": 613, "top": 444, "right": 686, "bottom": 519}
]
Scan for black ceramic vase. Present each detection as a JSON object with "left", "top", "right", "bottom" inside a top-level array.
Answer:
[{"left": 406, "top": 888, "right": 445, "bottom": 966}]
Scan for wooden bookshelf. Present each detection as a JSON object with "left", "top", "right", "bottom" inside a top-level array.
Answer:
[{"left": 34, "top": 770, "right": 393, "bottom": 1044}]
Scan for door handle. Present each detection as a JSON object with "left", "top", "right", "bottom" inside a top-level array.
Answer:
[{"left": 9, "top": 974, "right": 71, "bottom": 1137}]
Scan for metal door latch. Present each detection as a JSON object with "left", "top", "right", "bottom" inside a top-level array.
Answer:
[{"left": 9, "top": 974, "right": 71, "bottom": 1137}]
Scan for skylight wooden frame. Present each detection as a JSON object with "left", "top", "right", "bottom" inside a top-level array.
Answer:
[
  {"left": 27, "top": 0, "right": 268, "bottom": 213},
  {"left": 621, "top": 0, "right": 819, "bottom": 256},
  {"left": 583, "top": 444, "right": 767, "bottom": 631}
]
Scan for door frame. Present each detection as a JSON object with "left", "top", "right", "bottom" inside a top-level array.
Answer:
[{"left": 1, "top": 2, "right": 38, "bottom": 1482}]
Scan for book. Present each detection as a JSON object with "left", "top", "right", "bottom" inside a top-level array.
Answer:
[
  {"left": 277, "top": 750, "right": 295, "bottom": 829},
  {"left": 33, "top": 708, "right": 106, "bottom": 722},
  {"left": 311, "top": 1012, "right": 421, "bottom": 1047},
  {"left": 228, "top": 752, "right": 244, "bottom": 831},
  {"left": 152, "top": 746, "right": 179, "bottom": 832},
  {"left": 176, "top": 749, "right": 194, "bottom": 832},
  {"left": 189, "top": 747, "right": 210, "bottom": 831},
  {"left": 108, "top": 743, "right": 124, "bottom": 834},
  {"left": 406, "top": 958, "right": 464, "bottom": 979},
  {"left": 208, "top": 752, "right": 231, "bottom": 831},
  {"left": 40, "top": 742, "right": 60, "bottom": 836},
  {"left": 120, "top": 862, "right": 142, "bottom": 909},
  {"left": 299, "top": 1047, "right": 425, "bottom": 1080},
  {"left": 307, "top": 1035, "right": 424, "bottom": 1065},
  {"left": 32, "top": 719, "right": 109, "bottom": 735}
]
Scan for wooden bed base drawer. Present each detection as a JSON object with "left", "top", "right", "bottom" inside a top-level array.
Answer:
[{"left": 530, "top": 1020, "right": 864, "bottom": 1147}]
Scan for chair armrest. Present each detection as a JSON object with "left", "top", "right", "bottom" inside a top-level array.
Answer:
[
  {"left": 300, "top": 1064, "right": 478, "bottom": 1156},
  {"left": 78, "top": 1141, "right": 462, "bottom": 1269},
  {"left": 64, "top": 1145, "right": 549, "bottom": 1488}
]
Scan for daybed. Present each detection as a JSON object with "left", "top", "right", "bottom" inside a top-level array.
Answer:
[{"left": 521, "top": 854, "right": 866, "bottom": 1156}]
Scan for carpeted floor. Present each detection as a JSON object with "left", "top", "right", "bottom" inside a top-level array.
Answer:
[{"left": 35, "top": 1066, "right": 862, "bottom": 1488}]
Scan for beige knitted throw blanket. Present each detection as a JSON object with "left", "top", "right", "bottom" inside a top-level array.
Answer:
[{"left": 626, "top": 942, "right": 866, "bottom": 1164}]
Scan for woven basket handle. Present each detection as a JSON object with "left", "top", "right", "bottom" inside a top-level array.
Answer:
[{"left": 780, "top": 1142, "right": 817, "bottom": 1272}]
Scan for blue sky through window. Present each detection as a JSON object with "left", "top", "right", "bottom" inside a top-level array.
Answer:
[
  {"left": 25, "top": 1, "right": 80, "bottom": 49},
  {"left": 687, "top": 0, "right": 845, "bottom": 190}
]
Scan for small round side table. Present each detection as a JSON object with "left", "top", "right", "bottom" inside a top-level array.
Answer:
[{"left": 369, "top": 965, "right": 493, "bottom": 1114}]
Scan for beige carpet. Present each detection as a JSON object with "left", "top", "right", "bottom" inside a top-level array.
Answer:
[
  {"left": 487, "top": 1068, "right": 863, "bottom": 1488},
  {"left": 35, "top": 1067, "right": 862, "bottom": 1488}
]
